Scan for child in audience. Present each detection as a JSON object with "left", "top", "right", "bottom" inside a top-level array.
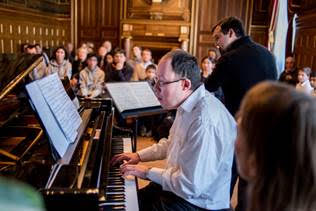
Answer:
[
  {"left": 296, "top": 67, "right": 313, "bottom": 94},
  {"left": 235, "top": 81, "right": 316, "bottom": 211},
  {"left": 79, "top": 53, "right": 105, "bottom": 98},
  {"left": 145, "top": 64, "right": 156, "bottom": 87},
  {"left": 310, "top": 71, "right": 316, "bottom": 96}
]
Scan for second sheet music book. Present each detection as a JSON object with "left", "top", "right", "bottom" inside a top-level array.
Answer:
[{"left": 105, "top": 81, "right": 161, "bottom": 114}]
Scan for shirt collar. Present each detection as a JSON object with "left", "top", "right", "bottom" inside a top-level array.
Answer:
[{"left": 179, "top": 84, "right": 205, "bottom": 113}]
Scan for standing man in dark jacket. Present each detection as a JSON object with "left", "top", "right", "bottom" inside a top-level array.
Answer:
[{"left": 205, "top": 17, "right": 277, "bottom": 211}]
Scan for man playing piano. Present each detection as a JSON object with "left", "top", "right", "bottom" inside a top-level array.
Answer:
[{"left": 111, "top": 50, "right": 236, "bottom": 211}]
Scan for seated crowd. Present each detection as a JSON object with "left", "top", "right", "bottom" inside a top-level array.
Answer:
[{"left": 23, "top": 41, "right": 159, "bottom": 99}]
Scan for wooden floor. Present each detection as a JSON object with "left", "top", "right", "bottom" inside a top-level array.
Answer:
[{"left": 136, "top": 136, "right": 238, "bottom": 209}]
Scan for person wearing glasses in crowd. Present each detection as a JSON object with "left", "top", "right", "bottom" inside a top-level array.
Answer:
[{"left": 111, "top": 50, "right": 236, "bottom": 211}]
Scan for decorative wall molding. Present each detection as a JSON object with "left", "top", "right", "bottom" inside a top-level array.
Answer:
[{"left": 0, "top": 6, "right": 70, "bottom": 53}]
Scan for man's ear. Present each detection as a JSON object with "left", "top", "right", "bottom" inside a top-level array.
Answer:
[
  {"left": 228, "top": 28, "right": 235, "bottom": 38},
  {"left": 182, "top": 79, "right": 192, "bottom": 91}
]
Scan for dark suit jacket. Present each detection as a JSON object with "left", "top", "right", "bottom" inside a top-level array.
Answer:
[{"left": 205, "top": 36, "right": 278, "bottom": 115}]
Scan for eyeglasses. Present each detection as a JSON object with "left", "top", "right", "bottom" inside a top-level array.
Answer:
[{"left": 154, "top": 77, "right": 186, "bottom": 88}]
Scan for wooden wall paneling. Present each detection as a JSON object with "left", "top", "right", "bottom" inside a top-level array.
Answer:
[
  {"left": 121, "top": 0, "right": 192, "bottom": 60},
  {"left": 126, "top": 0, "right": 191, "bottom": 21},
  {"left": 193, "top": 0, "right": 253, "bottom": 62},
  {"left": 294, "top": 2, "right": 316, "bottom": 70},
  {"left": 99, "top": 0, "right": 121, "bottom": 48},
  {"left": 295, "top": 28, "right": 316, "bottom": 70},
  {"left": 77, "top": 0, "right": 121, "bottom": 49},
  {"left": 248, "top": 0, "right": 271, "bottom": 47},
  {"left": 0, "top": 7, "right": 70, "bottom": 54},
  {"left": 77, "top": 0, "right": 98, "bottom": 45}
]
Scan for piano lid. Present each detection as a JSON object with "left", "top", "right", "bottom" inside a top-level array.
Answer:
[{"left": 0, "top": 54, "right": 43, "bottom": 101}]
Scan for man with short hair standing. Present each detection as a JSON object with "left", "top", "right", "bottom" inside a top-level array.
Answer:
[
  {"left": 205, "top": 17, "right": 278, "bottom": 211},
  {"left": 112, "top": 50, "right": 236, "bottom": 211}
]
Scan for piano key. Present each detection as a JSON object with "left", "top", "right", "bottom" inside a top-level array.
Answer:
[
  {"left": 102, "top": 204, "right": 125, "bottom": 211},
  {"left": 102, "top": 138, "right": 139, "bottom": 211}
]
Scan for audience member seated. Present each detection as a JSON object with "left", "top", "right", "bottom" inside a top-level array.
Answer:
[
  {"left": 296, "top": 67, "right": 313, "bottom": 94},
  {"left": 208, "top": 47, "right": 221, "bottom": 61},
  {"left": 200, "top": 56, "right": 215, "bottom": 82},
  {"left": 141, "top": 48, "right": 153, "bottom": 69},
  {"left": 34, "top": 44, "right": 49, "bottom": 66},
  {"left": 65, "top": 42, "right": 75, "bottom": 64},
  {"left": 72, "top": 47, "right": 87, "bottom": 77},
  {"left": 102, "top": 40, "right": 112, "bottom": 53},
  {"left": 25, "top": 45, "right": 37, "bottom": 54},
  {"left": 279, "top": 56, "right": 298, "bottom": 85},
  {"left": 200, "top": 56, "right": 224, "bottom": 102},
  {"left": 235, "top": 81, "right": 316, "bottom": 211},
  {"left": 137, "top": 64, "right": 158, "bottom": 137},
  {"left": 145, "top": 64, "right": 157, "bottom": 88},
  {"left": 79, "top": 53, "right": 105, "bottom": 98},
  {"left": 97, "top": 46, "right": 107, "bottom": 69},
  {"left": 46, "top": 46, "right": 72, "bottom": 80},
  {"left": 105, "top": 48, "right": 133, "bottom": 82},
  {"left": 112, "top": 50, "right": 236, "bottom": 211},
  {"left": 27, "top": 45, "right": 48, "bottom": 81},
  {"left": 131, "top": 45, "right": 143, "bottom": 65},
  {"left": 101, "top": 52, "right": 113, "bottom": 71},
  {"left": 131, "top": 48, "right": 153, "bottom": 81},
  {"left": 86, "top": 42, "right": 94, "bottom": 53},
  {"left": 310, "top": 71, "right": 316, "bottom": 96}
]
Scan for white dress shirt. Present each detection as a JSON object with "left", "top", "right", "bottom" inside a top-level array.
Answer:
[
  {"left": 138, "top": 84, "right": 236, "bottom": 210},
  {"left": 296, "top": 80, "right": 313, "bottom": 95}
]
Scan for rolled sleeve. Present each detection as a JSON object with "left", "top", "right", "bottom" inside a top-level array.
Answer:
[{"left": 137, "top": 137, "right": 170, "bottom": 162}]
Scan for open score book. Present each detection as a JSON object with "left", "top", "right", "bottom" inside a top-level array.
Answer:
[
  {"left": 105, "top": 81, "right": 161, "bottom": 113},
  {"left": 26, "top": 73, "right": 82, "bottom": 157}
]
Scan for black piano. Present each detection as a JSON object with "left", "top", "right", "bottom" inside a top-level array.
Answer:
[{"left": 0, "top": 54, "right": 139, "bottom": 211}]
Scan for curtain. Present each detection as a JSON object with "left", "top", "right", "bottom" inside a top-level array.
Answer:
[{"left": 268, "top": 0, "right": 289, "bottom": 76}]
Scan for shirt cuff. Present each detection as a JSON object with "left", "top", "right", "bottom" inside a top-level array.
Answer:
[
  {"left": 147, "top": 167, "right": 164, "bottom": 185},
  {"left": 137, "top": 147, "right": 154, "bottom": 162}
]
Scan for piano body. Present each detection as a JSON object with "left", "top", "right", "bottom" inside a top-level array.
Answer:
[{"left": 0, "top": 54, "right": 139, "bottom": 211}]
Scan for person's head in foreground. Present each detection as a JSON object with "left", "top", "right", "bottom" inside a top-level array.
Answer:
[
  {"left": 235, "top": 81, "right": 316, "bottom": 211},
  {"left": 155, "top": 50, "right": 201, "bottom": 110}
]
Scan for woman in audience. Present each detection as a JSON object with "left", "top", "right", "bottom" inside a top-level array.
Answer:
[
  {"left": 207, "top": 46, "right": 221, "bottom": 61},
  {"left": 101, "top": 52, "right": 113, "bottom": 70},
  {"left": 200, "top": 56, "right": 215, "bottom": 82},
  {"left": 235, "top": 81, "right": 316, "bottom": 211},
  {"left": 46, "top": 46, "right": 72, "bottom": 80}
]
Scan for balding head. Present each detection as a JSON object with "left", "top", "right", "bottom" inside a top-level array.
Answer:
[{"left": 285, "top": 56, "right": 295, "bottom": 72}]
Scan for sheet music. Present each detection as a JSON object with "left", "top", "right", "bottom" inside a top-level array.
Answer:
[
  {"left": 26, "top": 81, "right": 69, "bottom": 157},
  {"left": 106, "top": 82, "right": 161, "bottom": 112},
  {"left": 26, "top": 73, "right": 82, "bottom": 157},
  {"left": 37, "top": 73, "right": 82, "bottom": 143}
]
